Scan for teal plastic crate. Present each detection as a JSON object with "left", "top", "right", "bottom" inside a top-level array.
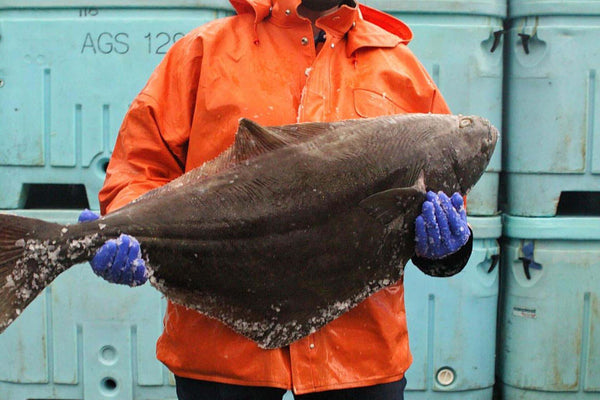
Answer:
[
  {"left": 509, "top": 0, "right": 600, "bottom": 17},
  {"left": 387, "top": 12, "right": 504, "bottom": 216},
  {"left": 0, "top": 210, "right": 177, "bottom": 400},
  {"left": 0, "top": 8, "right": 228, "bottom": 210},
  {"left": 498, "top": 215, "right": 600, "bottom": 399},
  {"left": 402, "top": 216, "right": 501, "bottom": 399},
  {"left": 504, "top": 14, "right": 600, "bottom": 216},
  {"left": 364, "top": 0, "right": 506, "bottom": 16},
  {"left": 0, "top": 0, "right": 232, "bottom": 8},
  {"left": 0, "top": 5, "right": 504, "bottom": 215}
]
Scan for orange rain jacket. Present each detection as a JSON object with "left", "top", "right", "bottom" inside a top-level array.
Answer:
[{"left": 99, "top": 0, "right": 464, "bottom": 394}]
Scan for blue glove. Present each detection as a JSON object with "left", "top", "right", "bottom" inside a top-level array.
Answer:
[
  {"left": 415, "top": 191, "right": 470, "bottom": 259},
  {"left": 78, "top": 209, "right": 148, "bottom": 286}
]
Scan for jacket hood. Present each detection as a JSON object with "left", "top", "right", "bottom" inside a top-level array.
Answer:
[{"left": 229, "top": 0, "right": 413, "bottom": 47}]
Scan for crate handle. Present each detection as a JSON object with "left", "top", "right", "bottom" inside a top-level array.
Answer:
[
  {"left": 518, "top": 33, "right": 531, "bottom": 54},
  {"left": 490, "top": 30, "right": 506, "bottom": 53},
  {"left": 487, "top": 254, "right": 499, "bottom": 273},
  {"left": 518, "top": 241, "right": 542, "bottom": 280}
]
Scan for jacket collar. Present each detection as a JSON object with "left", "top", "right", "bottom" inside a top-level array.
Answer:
[
  {"left": 347, "top": 4, "right": 412, "bottom": 56},
  {"left": 230, "top": 0, "right": 273, "bottom": 25},
  {"left": 229, "top": 0, "right": 412, "bottom": 56}
]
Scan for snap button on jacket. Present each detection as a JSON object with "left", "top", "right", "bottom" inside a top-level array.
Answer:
[{"left": 99, "top": 0, "right": 451, "bottom": 394}]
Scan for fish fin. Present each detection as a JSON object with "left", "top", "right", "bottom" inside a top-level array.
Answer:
[
  {"left": 195, "top": 119, "right": 342, "bottom": 179},
  {"left": 186, "top": 120, "right": 270, "bottom": 179},
  {"left": 359, "top": 171, "right": 427, "bottom": 226},
  {"left": 236, "top": 118, "right": 292, "bottom": 156},
  {"left": 238, "top": 119, "right": 344, "bottom": 152},
  {"left": 0, "top": 214, "right": 64, "bottom": 334},
  {"left": 266, "top": 120, "right": 342, "bottom": 142},
  {"left": 192, "top": 146, "right": 238, "bottom": 179}
]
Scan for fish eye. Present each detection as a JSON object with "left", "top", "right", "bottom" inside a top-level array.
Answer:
[{"left": 459, "top": 117, "right": 473, "bottom": 128}]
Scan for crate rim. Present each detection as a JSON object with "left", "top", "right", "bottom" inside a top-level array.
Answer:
[{"left": 503, "top": 214, "right": 600, "bottom": 240}]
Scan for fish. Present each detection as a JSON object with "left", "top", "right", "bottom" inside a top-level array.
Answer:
[{"left": 0, "top": 113, "right": 498, "bottom": 349}]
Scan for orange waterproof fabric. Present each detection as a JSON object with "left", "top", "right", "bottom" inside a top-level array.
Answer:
[{"left": 99, "top": 0, "right": 450, "bottom": 394}]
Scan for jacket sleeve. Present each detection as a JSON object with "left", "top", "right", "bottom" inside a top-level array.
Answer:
[
  {"left": 429, "top": 86, "right": 451, "bottom": 114},
  {"left": 99, "top": 33, "right": 203, "bottom": 214}
]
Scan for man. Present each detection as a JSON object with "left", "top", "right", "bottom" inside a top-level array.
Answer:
[{"left": 80, "top": 0, "right": 472, "bottom": 398}]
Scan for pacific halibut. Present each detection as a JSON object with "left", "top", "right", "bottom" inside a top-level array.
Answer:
[{"left": 0, "top": 114, "right": 497, "bottom": 348}]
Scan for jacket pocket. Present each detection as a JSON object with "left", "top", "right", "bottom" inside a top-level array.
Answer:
[{"left": 353, "top": 88, "right": 408, "bottom": 118}]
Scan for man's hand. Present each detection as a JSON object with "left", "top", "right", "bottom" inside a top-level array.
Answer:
[
  {"left": 78, "top": 210, "right": 148, "bottom": 286},
  {"left": 414, "top": 191, "right": 470, "bottom": 260}
]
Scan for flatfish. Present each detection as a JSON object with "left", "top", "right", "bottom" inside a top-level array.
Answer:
[{"left": 0, "top": 113, "right": 498, "bottom": 348}]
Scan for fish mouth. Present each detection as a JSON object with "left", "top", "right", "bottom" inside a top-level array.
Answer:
[{"left": 478, "top": 117, "right": 499, "bottom": 151}]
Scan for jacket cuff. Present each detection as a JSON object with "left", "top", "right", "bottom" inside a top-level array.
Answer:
[{"left": 410, "top": 227, "right": 473, "bottom": 277}]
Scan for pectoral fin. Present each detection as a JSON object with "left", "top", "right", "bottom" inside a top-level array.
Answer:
[{"left": 359, "top": 171, "right": 426, "bottom": 226}]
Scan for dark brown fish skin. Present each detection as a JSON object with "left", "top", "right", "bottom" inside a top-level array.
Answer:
[{"left": 0, "top": 113, "right": 498, "bottom": 348}]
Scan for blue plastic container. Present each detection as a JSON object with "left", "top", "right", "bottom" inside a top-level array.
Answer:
[
  {"left": 402, "top": 216, "right": 501, "bottom": 399},
  {"left": 0, "top": 210, "right": 177, "bottom": 399},
  {"left": 0, "top": 7, "right": 228, "bottom": 210},
  {"left": 380, "top": 3, "right": 505, "bottom": 215},
  {"left": 498, "top": 215, "right": 600, "bottom": 399},
  {"left": 504, "top": 3, "right": 600, "bottom": 216}
]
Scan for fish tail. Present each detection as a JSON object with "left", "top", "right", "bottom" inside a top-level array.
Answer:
[{"left": 0, "top": 213, "right": 73, "bottom": 334}]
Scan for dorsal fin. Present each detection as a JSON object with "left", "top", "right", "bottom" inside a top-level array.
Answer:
[
  {"left": 237, "top": 118, "right": 346, "bottom": 150},
  {"left": 235, "top": 118, "right": 291, "bottom": 157},
  {"left": 266, "top": 120, "right": 342, "bottom": 142},
  {"left": 191, "top": 119, "right": 294, "bottom": 179},
  {"left": 186, "top": 118, "right": 343, "bottom": 180}
]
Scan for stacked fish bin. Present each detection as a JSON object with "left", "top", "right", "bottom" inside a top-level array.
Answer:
[
  {"left": 498, "top": 0, "right": 600, "bottom": 398},
  {"left": 0, "top": 2, "right": 231, "bottom": 399},
  {"left": 364, "top": 0, "right": 506, "bottom": 398}
]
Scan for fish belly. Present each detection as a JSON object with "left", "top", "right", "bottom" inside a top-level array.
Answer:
[{"left": 142, "top": 206, "right": 411, "bottom": 349}]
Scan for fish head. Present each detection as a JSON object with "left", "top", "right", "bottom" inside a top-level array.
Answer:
[
  {"left": 420, "top": 114, "right": 498, "bottom": 195},
  {"left": 449, "top": 115, "right": 498, "bottom": 193}
]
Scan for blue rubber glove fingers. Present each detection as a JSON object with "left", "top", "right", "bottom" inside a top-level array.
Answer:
[
  {"left": 447, "top": 193, "right": 468, "bottom": 237},
  {"left": 432, "top": 192, "right": 453, "bottom": 246},
  {"left": 109, "top": 235, "right": 148, "bottom": 286},
  {"left": 423, "top": 199, "right": 442, "bottom": 251},
  {"left": 117, "top": 235, "right": 148, "bottom": 286},
  {"left": 415, "top": 191, "right": 470, "bottom": 259},
  {"left": 415, "top": 193, "right": 443, "bottom": 258},
  {"left": 451, "top": 192, "right": 467, "bottom": 220},
  {"left": 90, "top": 234, "right": 148, "bottom": 286},
  {"left": 132, "top": 259, "right": 148, "bottom": 286},
  {"left": 441, "top": 192, "right": 470, "bottom": 248},
  {"left": 414, "top": 214, "right": 427, "bottom": 257},
  {"left": 437, "top": 192, "right": 460, "bottom": 252},
  {"left": 90, "top": 239, "right": 118, "bottom": 279},
  {"left": 78, "top": 209, "right": 100, "bottom": 223},
  {"left": 111, "top": 234, "right": 135, "bottom": 284}
]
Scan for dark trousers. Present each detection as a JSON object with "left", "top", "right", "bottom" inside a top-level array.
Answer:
[{"left": 175, "top": 375, "right": 407, "bottom": 400}]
